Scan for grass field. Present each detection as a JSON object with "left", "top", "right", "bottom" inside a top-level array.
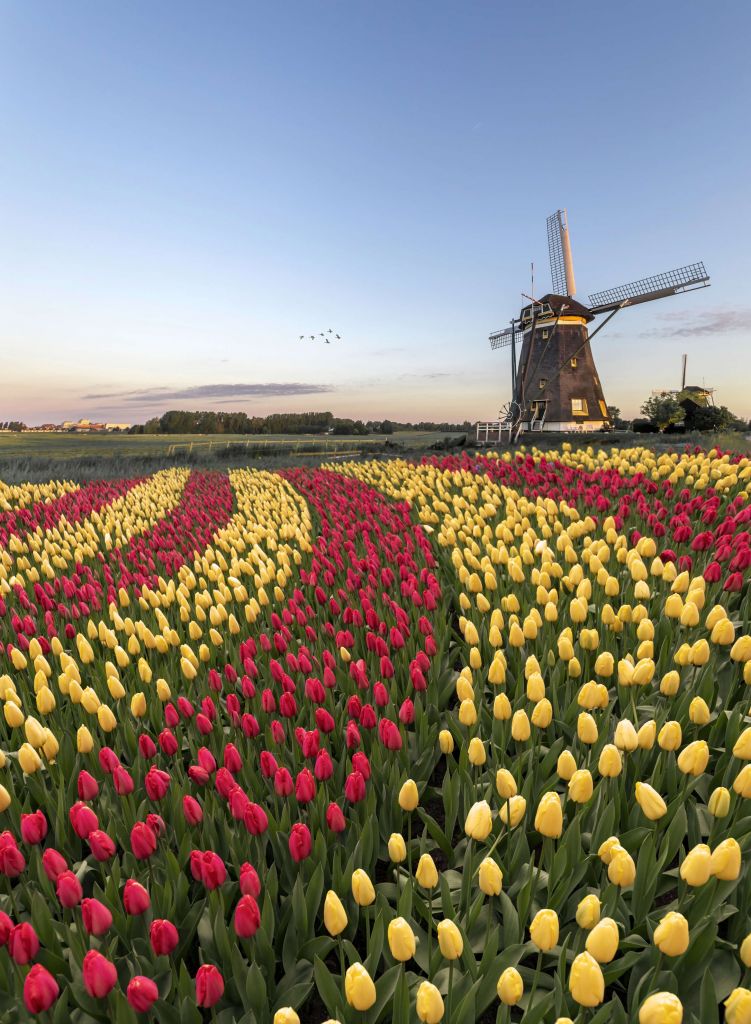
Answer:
[{"left": 0, "top": 430, "right": 465, "bottom": 482}]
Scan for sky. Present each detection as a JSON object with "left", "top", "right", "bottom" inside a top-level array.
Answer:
[{"left": 1, "top": 1, "right": 750, "bottom": 426}]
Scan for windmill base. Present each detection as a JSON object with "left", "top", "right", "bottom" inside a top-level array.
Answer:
[{"left": 475, "top": 419, "right": 609, "bottom": 444}]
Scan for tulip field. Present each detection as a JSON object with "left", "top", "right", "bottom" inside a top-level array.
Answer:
[{"left": 2, "top": 447, "right": 751, "bottom": 1024}]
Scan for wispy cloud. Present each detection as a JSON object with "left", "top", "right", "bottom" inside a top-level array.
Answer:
[
  {"left": 639, "top": 309, "right": 751, "bottom": 339},
  {"left": 82, "top": 382, "right": 335, "bottom": 403}
]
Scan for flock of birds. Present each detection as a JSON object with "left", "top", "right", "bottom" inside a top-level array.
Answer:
[{"left": 298, "top": 329, "right": 341, "bottom": 345}]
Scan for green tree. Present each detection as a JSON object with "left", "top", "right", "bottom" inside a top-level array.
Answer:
[{"left": 641, "top": 393, "right": 683, "bottom": 431}]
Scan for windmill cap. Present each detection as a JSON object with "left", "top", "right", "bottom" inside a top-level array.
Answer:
[{"left": 520, "top": 293, "right": 594, "bottom": 322}]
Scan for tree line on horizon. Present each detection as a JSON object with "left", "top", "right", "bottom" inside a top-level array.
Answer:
[{"left": 128, "top": 410, "right": 474, "bottom": 436}]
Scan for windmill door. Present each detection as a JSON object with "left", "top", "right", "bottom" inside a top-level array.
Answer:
[{"left": 530, "top": 400, "right": 548, "bottom": 430}]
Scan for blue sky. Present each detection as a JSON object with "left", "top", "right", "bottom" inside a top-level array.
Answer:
[{"left": 1, "top": 1, "right": 749, "bottom": 425}]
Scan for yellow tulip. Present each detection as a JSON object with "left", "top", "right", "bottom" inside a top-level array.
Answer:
[
  {"left": 557, "top": 749, "right": 577, "bottom": 781},
  {"left": 478, "top": 858, "right": 503, "bottom": 896},
  {"left": 635, "top": 782, "right": 667, "bottom": 821},
  {"left": 711, "top": 838, "right": 741, "bottom": 881},
  {"left": 398, "top": 779, "right": 419, "bottom": 812},
  {"left": 576, "top": 894, "right": 601, "bottom": 930},
  {"left": 598, "top": 744, "right": 622, "bottom": 778},
  {"left": 0, "top": 784, "right": 11, "bottom": 812},
  {"left": 585, "top": 917, "right": 619, "bottom": 963},
  {"left": 416, "top": 854, "right": 439, "bottom": 889},
  {"left": 638, "top": 992, "right": 684, "bottom": 1024},
  {"left": 657, "top": 721, "right": 682, "bottom": 751},
  {"left": 679, "top": 844, "right": 712, "bottom": 886},
  {"left": 416, "top": 981, "right": 444, "bottom": 1024},
  {"left": 725, "top": 989, "right": 751, "bottom": 1024},
  {"left": 323, "top": 890, "right": 348, "bottom": 936},
  {"left": 18, "top": 743, "right": 42, "bottom": 774},
  {"left": 467, "top": 737, "right": 486, "bottom": 766},
  {"left": 388, "top": 833, "right": 407, "bottom": 863},
  {"left": 535, "top": 791, "right": 563, "bottom": 838},
  {"left": 465, "top": 800, "right": 493, "bottom": 841},
  {"left": 387, "top": 916, "right": 416, "bottom": 961},
  {"left": 273, "top": 1010, "right": 300, "bottom": 1024},
  {"left": 438, "top": 730, "right": 454, "bottom": 754},
  {"left": 568, "top": 769, "right": 594, "bottom": 804},
  {"left": 499, "top": 795, "right": 526, "bottom": 829},
  {"left": 344, "top": 963, "right": 376, "bottom": 1011},
  {"left": 569, "top": 951, "right": 605, "bottom": 1007},
  {"left": 530, "top": 908, "right": 559, "bottom": 951},
  {"left": 351, "top": 869, "right": 375, "bottom": 907},
  {"left": 511, "top": 709, "right": 531, "bottom": 742},
  {"left": 708, "top": 787, "right": 730, "bottom": 818},
  {"left": 459, "top": 699, "right": 477, "bottom": 727},
  {"left": 495, "top": 768, "right": 516, "bottom": 800},
  {"left": 608, "top": 848, "right": 636, "bottom": 887},
  {"left": 497, "top": 967, "right": 523, "bottom": 1006},
  {"left": 654, "top": 912, "right": 689, "bottom": 956},
  {"left": 131, "top": 692, "right": 147, "bottom": 718},
  {"left": 677, "top": 740, "right": 709, "bottom": 776},
  {"left": 614, "top": 719, "right": 638, "bottom": 752},
  {"left": 437, "top": 920, "right": 463, "bottom": 960},
  {"left": 578, "top": 713, "right": 599, "bottom": 745}
]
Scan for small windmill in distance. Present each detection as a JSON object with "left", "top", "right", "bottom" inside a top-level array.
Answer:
[{"left": 480, "top": 209, "right": 710, "bottom": 444}]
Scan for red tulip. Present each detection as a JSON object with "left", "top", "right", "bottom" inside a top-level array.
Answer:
[
  {"left": 88, "top": 830, "right": 116, "bottom": 862},
  {"left": 150, "top": 918, "right": 179, "bottom": 955},
  {"left": 98, "top": 747, "right": 120, "bottom": 774},
  {"left": 233, "top": 894, "right": 261, "bottom": 938},
  {"left": 0, "top": 911, "right": 12, "bottom": 945},
  {"left": 344, "top": 770, "right": 366, "bottom": 804},
  {"left": 41, "top": 848, "right": 67, "bottom": 882},
  {"left": 123, "top": 879, "right": 151, "bottom": 915},
  {"left": 56, "top": 870, "right": 83, "bottom": 908},
  {"left": 289, "top": 823, "right": 312, "bottom": 862},
  {"left": 243, "top": 803, "right": 269, "bottom": 836},
  {"left": 127, "top": 976, "right": 159, "bottom": 1013},
  {"left": 326, "top": 803, "right": 346, "bottom": 832},
  {"left": 9, "top": 922, "right": 40, "bottom": 964},
  {"left": 23, "top": 964, "right": 59, "bottom": 1013},
  {"left": 260, "top": 751, "right": 278, "bottom": 778},
  {"left": 197, "top": 747, "right": 217, "bottom": 774},
  {"left": 20, "top": 811, "right": 48, "bottom": 845},
  {"left": 131, "top": 822, "right": 158, "bottom": 860},
  {"left": 159, "top": 729, "right": 179, "bottom": 755},
  {"left": 223, "top": 743, "right": 242, "bottom": 774},
  {"left": 77, "top": 770, "right": 99, "bottom": 800},
  {"left": 113, "top": 765, "right": 135, "bottom": 796},
  {"left": 69, "top": 802, "right": 99, "bottom": 839},
  {"left": 0, "top": 837, "right": 25, "bottom": 878},
  {"left": 145, "top": 767, "right": 171, "bottom": 801},
  {"left": 82, "top": 949, "right": 118, "bottom": 998},
  {"left": 138, "top": 733, "right": 157, "bottom": 759},
  {"left": 274, "top": 768, "right": 293, "bottom": 797},
  {"left": 239, "top": 862, "right": 261, "bottom": 898},
  {"left": 183, "top": 795, "right": 203, "bottom": 825},
  {"left": 195, "top": 965, "right": 224, "bottom": 1007},
  {"left": 82, "top": 897, "right": 113, "bottom": 936},
  {"left": 295, "top": 768, "right": 316, "bottom": 804}
]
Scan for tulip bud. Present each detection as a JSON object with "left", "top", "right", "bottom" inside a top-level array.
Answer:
[
  {"left": 387, "top": 917, "right": 416, "bottom": 961},
  {"left": 344, "top": 963, "right": 376, "bottom": 1011},
  {"left": 557, "top": 750, "right": 577, "bottom": 781},
  {"left": 740, "top": 933, "right": 751, "bottom": 968},
  {"left": 637, "top": 720, "right": 656, "bottom": 750},
  {"left": 530, "top": 908, "right": 559, "bottom": 951},
  {"left": 478, "top": 857, "right": 503, "bottom": 896},
  {"left": 468, "top": 737, "right": 486, "bottom": 766},
  {"left": 273, "top": 1010, "right": 300, "bottom": 1024},
  {"left": 689, "top": 696, "right": 710, "bottom": 725},
  {"left": 677, "top": 740, "right": 709, "bottom": 777},
  {"left": 497, "top": 967, "right": 523, "bottom": 1006},
  {"left": 578, "top": 713, "right": 599, "bottom": 745},
  {"left": 398, "top": 779, "right": 419, "bottom": 812},
  {"left": 569, "top": 951, "right": 605, "bottom": 1007},
  {"left": 653, "top": 911, "right": 689, "bottom": 956},
  {"left": 438, "top": 730, "right": 454, "bottom": 754},
  {"left": 437, "top": 919, "right": 463, "bottom": 960},
  {"left": 585, "top": 917, "right": 619, "bottom": 963},
  {"left": 576, "top": 894, "right": 601, "bottom": 930},
  {"left": 465, "top": 800, "right": 493, "bottom": 841},
  {"left": 535, "top": 791, "right": 563, "bottom": 838},
  {"left": 499, "top": 795, "right": 526, "bottom": 828},
  {"left": 598, "top": 744, "right": 622, "bottom": 777},
  {"left": 608, "top": 847, "right": 636, "bottom": 887},
  {"left": 568, "top": 769, "right": 594, "bottom": 804},
  {"left": 323, "top": 890, "right": 347, "bottom": 937},
  {"left": 388, "top": 833, "right": 407, "bottom": 863},
  {"left": 638, "top": 992, "right": 684, "bottom": 1024},
  {"left": 416, "top": 853, "right": 439, "bottom": 889},
  {"left": 351, "top": 869, "right": 375, "bottom": 907},
  {"left": 708, "top": 787, "right": 731, "bottom": 818},
  {"left": 711, "top": 837, "right": 742, "bottom": 881},
  {"left": 614, "top": 719, "right": 638, "bottom": 752},
  {"left": 635, "top": 782, "right": 667, "bottom": 821},
  {"left": 679, "top": 844, "right": 712, "bottom": 886},
  {"left": 495, "top": 768, "right": 517, "bottom": 799}
]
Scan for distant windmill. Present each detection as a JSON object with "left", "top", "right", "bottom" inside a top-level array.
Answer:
[{"left": 485, "top": 210, "right": 710, "bottom": 440}]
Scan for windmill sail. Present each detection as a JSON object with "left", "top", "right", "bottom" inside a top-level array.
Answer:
[
  {"left": 588, "top": 263, "right": 709, "bottom": 314},
  {"left": 547, "top": 209, "right": 576, "bottom": 296}
]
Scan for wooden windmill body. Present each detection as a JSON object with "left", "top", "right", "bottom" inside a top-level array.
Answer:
[{"left": 482, "top": 210, "right": 710, "bottom": 442}]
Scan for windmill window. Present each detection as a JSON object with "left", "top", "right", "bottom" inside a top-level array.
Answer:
[
  {"left": 571, "top": 398, "right": 588, "bottom": 416},
  {"left": 570, "top": 357, "right": 578, "bottom": 368},
  {"left": 539, "top": 378, "right": 548, "bottom": 390},
  {"left": 541, "top": 329, "right": 550, "bottom": 339},
  {"left": 599, "top": 400, "right": 609, "bottom": 418}
]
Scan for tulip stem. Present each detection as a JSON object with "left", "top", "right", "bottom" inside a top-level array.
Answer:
[
  {"left": 447, "top": 958, "right": 454, "bottom": 1023},
  {"left": 527, "top": 949, "right": 543, "bottom": 1010},
  {"left": 337, "top": 935, "right": 345, "bottom": 979},
  {"left": 427, "top": 896, "right": 434, "bottom": 980},
  {"left": 648, "top": 951, "right": 664, "bottom": 993}
]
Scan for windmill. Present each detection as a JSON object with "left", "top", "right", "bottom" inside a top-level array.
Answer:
[{"left": 483, "top": 210, "right": 710, "bottom": 441}]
